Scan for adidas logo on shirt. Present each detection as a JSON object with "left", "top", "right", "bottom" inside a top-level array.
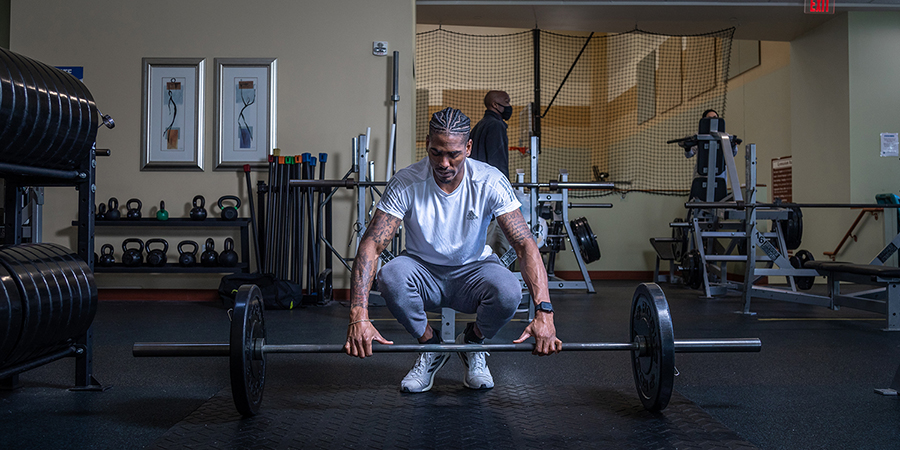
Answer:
[{"left": 466, "top": 211, "right": 478, "bottom": 220}]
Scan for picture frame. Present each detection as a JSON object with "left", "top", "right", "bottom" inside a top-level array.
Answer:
[
  {"left": 213, "top": 58, "right": 277, "bottom": 170},
  {"left": 140, "top": 57, "right": 205, "bottom": 171}
]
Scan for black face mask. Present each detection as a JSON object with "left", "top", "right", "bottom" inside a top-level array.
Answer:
[{"left": 500, "top": 104, "right": 513, "bottom": 120}]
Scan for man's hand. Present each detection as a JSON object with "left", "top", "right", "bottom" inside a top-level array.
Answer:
[
  {"left": 513, "top": 312, "right": 562, "bottom": 356},
  {"left": 344, "top": 321, "right": 393, "bottom": 358}
]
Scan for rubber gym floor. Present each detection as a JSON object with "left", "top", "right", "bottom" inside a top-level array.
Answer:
[{"left": 1, "top": 280, "right": 898, "bottom": 450}]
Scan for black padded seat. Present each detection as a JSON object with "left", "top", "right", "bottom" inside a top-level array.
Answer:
[{"left": 804, "top": 260, "right": 900, "bottom": 278}]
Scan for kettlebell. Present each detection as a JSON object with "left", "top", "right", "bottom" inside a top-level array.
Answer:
[
  {"left": 177, "top": 240, "right": 198, "bottom": 267},
  {"left": 126, "top": 198, "right": 142, "bottom": 220},
  {"left": 157, "top": 200, "right": 169, "bottom": 221},
  {"left": 218, "top": 195, "right": 241, "bottom": 221},
  {"left": 98, "top": 244, "right": 116, "bottom": 267},
  {"left": 96, "top": 203, "right": 107, "bottom": 221},
  {"left": 218, "top": 237, "right": 239, "bottom": 267},
  {"left": 200, "top": 238, "right": 218, "bottom": 267},
  {"left": 122, "top": 238, "right": 144, "bottom": 267},
  {"left": 106, "top": 197, "right": 121, "bottom": 220},
  {"left": 190, "top": 195, "right": 207, "bottom": 221},
  {"left": 145, "top": 238, "right": 169, "bottom": 267}
]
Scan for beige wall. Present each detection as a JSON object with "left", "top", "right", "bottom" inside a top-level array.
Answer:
[{"left": 10, "top": 0, "right": 416, "bottom": 289}]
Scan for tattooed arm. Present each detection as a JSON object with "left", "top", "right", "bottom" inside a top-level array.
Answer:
[
  {"left": 344, "top": 210, "right": 402, "bottom": 358},
  {"left": 497, "top": 209, "right": 562, "bottom": 356}
]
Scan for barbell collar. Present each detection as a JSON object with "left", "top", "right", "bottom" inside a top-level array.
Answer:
[{"left": 132, "top": 338, "right": 760, "bottom": 358}]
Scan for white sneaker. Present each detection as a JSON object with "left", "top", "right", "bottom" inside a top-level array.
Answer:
[
  {"left": 400, "top": 351, "right": 450, "bottom": 393},
  {"left": 455, "top": 331, "right": 494, "bottom": 390}
]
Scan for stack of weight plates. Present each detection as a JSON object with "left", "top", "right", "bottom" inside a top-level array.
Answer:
[
  {"left": 0, "top": 243, "right": 97, "bottom": 369},
  {"left": 0, "top": 47, "right": 99, "bottom": 171}
]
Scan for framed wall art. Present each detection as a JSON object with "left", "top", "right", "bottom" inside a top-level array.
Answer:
[
  {"left": 213, "top": 58, "right": 276, "bottom": 170},
  {"left": 140, "top": 57, "right": 205, "bottom": 171}
]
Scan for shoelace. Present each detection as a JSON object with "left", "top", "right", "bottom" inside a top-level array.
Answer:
[
  {"left": 468, "top": 351, "right": 490, "bottom": 372},
  {"left": 409, "top": 353, "right": 434, "bottom": 376}
]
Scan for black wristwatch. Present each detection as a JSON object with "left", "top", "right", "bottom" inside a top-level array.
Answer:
[{"left": 535, "top": 302, "right": 554, "bottom": 314}]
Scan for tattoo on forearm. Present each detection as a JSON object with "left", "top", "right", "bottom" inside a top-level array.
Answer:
[
  {"left": 350, "top": 211, "right": 402, "bottom": 310},
  {"left": 497, "top": 210, "right": 533, "bottom": 247}
]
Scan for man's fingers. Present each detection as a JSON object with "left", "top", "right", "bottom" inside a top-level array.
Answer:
[
  {"left": 512, "top": 331, "right": 532, "bottom": 344},
  {"left": 374, "top": 335, "right": 394, "bottom": 345}
]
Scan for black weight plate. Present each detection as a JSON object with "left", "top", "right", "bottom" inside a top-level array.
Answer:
[
  {"left": 0, "top": 264, "right": 23, "bottom": 367},
  {"left": 5, "top": 246, "right": 69, "bottom": 355},
  {"left": 630, "top": 283, "right": 675, "bottom": 412},
  {"left": 0, "top": 49, "right": 20, "bottom": 150},
  {"left": 24, "top": 60, "right": 66, "bottom": 163},
  {"left": 0, "top": 49, "right": 32, "bottom": 164},
  {"left": 791, "top": 249, "right": 815, "bottom": 291},
  {"left": 0, "top": 248, "right": 53, "bottom": 366},
  {"left": 60, "top": 65, "right": 98, "bottom": 164},
  {"left": 570, "top": 217, "right": 601, "bottom": 263},
  {"left": 43, "top": 65, "right": 83, "bottom": 168},
  {"left": 14, "top": 54, "right": 57, "bottom": 163},
  {"left": 781, "top": 207, "right": 803, "bottom": 251},
  {"left": 56, "top": 247, "right": 97, "bottom": 338},
  {"left": 681, "top": 250, "right": 703, "bottom": 290},
  {"left": 3, "top": 51, "right": 47, "bottom": 163},
  {"left": 231, "top": 284, "right": 267, "bottom": 417},
  {"left": 17, "top": 244, "right": 83, "bottom": 346},
  {"left": 10, "top": 244, "right": 84, "bottom": 351},
  {"left": 44, "top": 66, "right": 79, "bottom": 166}
]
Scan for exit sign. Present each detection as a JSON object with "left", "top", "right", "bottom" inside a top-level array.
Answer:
[{"left": 805, "top": 0, "right": 835, "bottom": 14}]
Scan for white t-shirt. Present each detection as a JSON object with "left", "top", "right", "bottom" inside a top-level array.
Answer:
[{"left": 377, "top": 157, "right": 521, "bottom": 266}]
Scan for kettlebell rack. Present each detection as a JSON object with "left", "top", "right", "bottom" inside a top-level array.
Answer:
[{"left": 88, "top": 219, "right": 252, "bottom": 273}]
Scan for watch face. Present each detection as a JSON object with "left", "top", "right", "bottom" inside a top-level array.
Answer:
[{"left": 537, "top": 302, "right": 553, "bottom": 313}]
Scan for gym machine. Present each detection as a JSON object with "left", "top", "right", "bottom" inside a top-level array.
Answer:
[{"left": 673, "top": 120, "right": 900, "bottom": 330}]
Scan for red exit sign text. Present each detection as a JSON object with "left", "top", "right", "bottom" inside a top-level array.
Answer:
[{"left": 805, "top": 0, "right": 835, "bottom": 14}]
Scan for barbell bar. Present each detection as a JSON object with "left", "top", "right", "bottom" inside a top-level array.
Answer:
[
  {"left": 133, "top": 339, "right": 760, "bottom": 357},
  {"left": 686, "top": 201, "right": 900, "bottom": 209},
  {"left": 132, "top": 283, "right": 761, "bottom": 418},
  {"left": 289, "top": 178, "right": 614, "bottom": 191}
]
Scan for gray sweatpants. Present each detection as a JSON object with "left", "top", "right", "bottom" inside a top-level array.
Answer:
[{"left": 377, "top": 252, "right": 522, "bottom": 340}]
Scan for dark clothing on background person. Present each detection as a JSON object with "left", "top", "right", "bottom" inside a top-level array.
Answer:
[{"left": 470, "top": 110, "right": 509, "bottom": 178}]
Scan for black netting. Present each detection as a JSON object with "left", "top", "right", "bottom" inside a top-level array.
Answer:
[{"left": 415, "top": 28, "right": 734, "bottom": 197}]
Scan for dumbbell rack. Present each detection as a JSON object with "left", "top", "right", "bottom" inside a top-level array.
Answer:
[{"left": 89, "top": 218, "right": 251, "bottom": 273}]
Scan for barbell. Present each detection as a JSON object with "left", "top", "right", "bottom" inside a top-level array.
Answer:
[
  {"left": 132, "top": 283, "right": 761, "bottom": 417},
  {"left": 289, "top": 178, "right": 614, "bottom": 191}
]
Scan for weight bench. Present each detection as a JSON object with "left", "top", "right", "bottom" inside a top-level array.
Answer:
[{"left": 801, "top": 261, "right": 900, "bottom": 331}]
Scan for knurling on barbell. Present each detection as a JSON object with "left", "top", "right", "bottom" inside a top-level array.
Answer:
[{"left": 132, "top": 283, "right": 761, "bottom": 417}]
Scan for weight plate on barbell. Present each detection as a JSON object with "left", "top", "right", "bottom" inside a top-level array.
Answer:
[
  {"left": 0, "top": 263, "right": 23, "bottom": 367},
  {"left": 630, "top": 283, "right": 675, "bottom": 411},
  {"left": 231, "top": 284, "right": 267, "bottom": 417}
]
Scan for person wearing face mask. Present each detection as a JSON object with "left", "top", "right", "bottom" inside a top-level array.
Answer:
[
  {"left": 470, "top": 91, "right": 516, "bottom": 256},
  {"left": 470, "top": 90, "right": 512, "bottom": 178}
]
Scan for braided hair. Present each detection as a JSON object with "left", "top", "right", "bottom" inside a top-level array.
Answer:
[{"left": 428, "top": 107, "right": 471, "bottom": 138}]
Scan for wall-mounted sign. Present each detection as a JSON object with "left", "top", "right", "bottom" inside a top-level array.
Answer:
[{"left": 55, "top": 66, "right": 84, "bottom": 81}]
